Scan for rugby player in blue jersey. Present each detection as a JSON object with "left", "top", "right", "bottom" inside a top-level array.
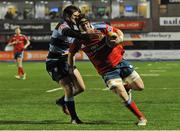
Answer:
[{"left": 46, "top": 5, "right": 90, "bottom": 124}]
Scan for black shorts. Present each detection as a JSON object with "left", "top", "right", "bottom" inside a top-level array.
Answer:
[
  {"left": 14, "top": 52, "right": 23, "bottom": 59},
  {"left": 46, "top": 57, "right": 69, "bottom": 82}
]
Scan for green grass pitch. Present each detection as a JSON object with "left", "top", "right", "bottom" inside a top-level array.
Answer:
[{"left": 0, "top": 61, "right": 180, "bottom": 130}]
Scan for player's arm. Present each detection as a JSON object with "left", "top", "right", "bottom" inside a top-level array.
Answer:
[
  {"left": 24, "top": 36, "right": 30, "bottom": 49},
  {"left": 60, "top": 25, "right": 90, "bottom": 41},
  {"left": 68, "top": 39, "right": 81, "bottom": 74},
  {"left": 115, "top": 29, "right": 124, "bottom": 43},
  {"left": 7, "top": 37, "right": 16, "bottom": 46},
  {"left": 108, "top": 28, "right": 124, "bottom": 45},
  {"left": 8, "top": 41, "right": 16, "bottom": 46},
  {"left": 104, "top": 24, "right": 124, "bottom": 45},
  {"left": 68, "top": 52, "right": 75, "bottom": 73},
  {"left": 68, "top": 49, "right": 76, "bottom": 75}
]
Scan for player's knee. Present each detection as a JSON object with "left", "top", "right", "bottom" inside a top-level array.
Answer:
[
  {"left": 124, "top": 70, "right": 145, "bottom": 90},
  {"left": 137, "top": 82, "right": 144, "bottom": 91},
  {"left": 134, "top": 79, "right": 144, "bottom": 91},
  {"left": 79, "top": 86, "right": 85, "bottom": 92},
  {"left": 106, "top": 78, "right": 123, "bottom": 90}
]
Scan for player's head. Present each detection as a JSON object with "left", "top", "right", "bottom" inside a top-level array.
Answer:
[
  {"left": 77, "top": 14, "right": 91, "bottom": 32},
  {"left": 63, "top": 5, "right": 81, "bottom": 24},
  {"left": 15, "top": 26, "right": 21, "bottom": 35}
]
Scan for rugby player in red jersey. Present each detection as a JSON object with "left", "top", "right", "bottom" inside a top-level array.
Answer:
[
  {"left": 68, "top": 16, "right": 147, "bottom": 126},
  {"left": 8, "top": 26, "right": 30, "bottom": 80}
]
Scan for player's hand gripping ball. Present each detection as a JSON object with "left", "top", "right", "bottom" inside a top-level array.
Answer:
[
  {"left": 108, "top": 32, "right": 118, "bottom": 40},
  {"left": 107, "top": 32, "right": 119, "bottom": 47}
]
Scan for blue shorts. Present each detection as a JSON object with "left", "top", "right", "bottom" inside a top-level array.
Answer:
[
  {"left": 102, "top": 59, "right": 134, "bottom": 83},
  {"left": 14, "top": 52, "right": 24, "bottom": 59}
]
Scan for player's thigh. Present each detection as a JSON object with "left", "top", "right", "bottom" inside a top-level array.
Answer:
[
  {"left": 102, "top": 68, "right": 122, "bottom": 90},
  {"left": 105, "top": 78, "right": 129, "bottom": 101},
  {"left": 59, "top": 75, "right": 74, "bottom": 97},
  {"left": 124, "top": 70, "right": 144, "bottom": 90},
  {"left": 73, "top": 68, "right": 85, "bottom": 90}
]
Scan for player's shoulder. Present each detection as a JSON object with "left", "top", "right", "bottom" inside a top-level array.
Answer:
[{"left": 58, "top": 21, "right": 70, "bottom": 30}]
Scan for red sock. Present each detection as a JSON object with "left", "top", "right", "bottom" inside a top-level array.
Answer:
[
  {"left": 126, "top": 101, "right": 144, "bottom": 119},
  {"left": 18, "top": 67, "right": 21, "bottom": 76},
  {"left": 19, "top": 67, "right": 24, "bottom": 75}
]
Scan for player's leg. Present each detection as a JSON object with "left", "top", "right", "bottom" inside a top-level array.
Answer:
[
  {"left": 46, "top": 59, "right": 84, "bottom": 119},
  {"left": 14, "top": 52, "right": 25, "bottom": 79},
  {"left": 70, "top": 68, "right": 85, "bottom": 95},
  {"left": 59, "top": 76, "right": 83, "bottom": 124},
  {"left": 103, "top": 63, "right": 147, "bottom": 125},
  {"left": 124, "top": 70, "right": 144, "bottom": 91},
  {"left": 118, "top": 60, "right": 147, "bottom": 125},
  {"left": 15, "top": 52, "right": 26, "bottom": 79},
  {"left": 107, "top": 78, "right": 147, "bottom": 125},
  {"left": 46, "top": 60, "right": 70, "bottom": 115},
  {"left": 56, "top": 67, "right": 85, "bottom": 112}
]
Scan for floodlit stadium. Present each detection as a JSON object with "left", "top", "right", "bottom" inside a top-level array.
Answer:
[{"left": 0, "top": 0, "right": 180, "bottom": 130}]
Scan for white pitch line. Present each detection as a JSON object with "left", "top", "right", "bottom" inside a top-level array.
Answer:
[
  {"left": 82, "top": 74, "right": 98, "bottom": 76},
  {"left": 7, "top": 64, "right": 16, "bottom": 67},
  {"left": 140, "top": 73, "right": 160, "bottom": 76},
  {"left": 156, "top": 67, "right": 172, "bottom": 70},
  {"left": 46, "top": 87, "right": 63, "bottom": 93},
  {"left": 149, "top": 70, "right": 166, "bottom": 72},
  {"left": 102, "top": 88, "right": 109, "bottom": 91},
  {"left": 166, "top": 63, "right": 178, "bottom": 66}
]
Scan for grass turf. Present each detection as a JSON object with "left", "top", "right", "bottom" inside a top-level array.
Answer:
[{"left": 0, "top": 61, "right": 180, "bottom": 130}]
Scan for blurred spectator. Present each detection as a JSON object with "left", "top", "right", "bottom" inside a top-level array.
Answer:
[
  {"left": 5, "top": 10, "right": 13, "bottom": 20},
  {"left": 49, "top": 11, "right": 57, "bottom": 19},
  {"left": 102, "top": 12, "right": 109, "bottom": 19},
  {"left": 14, "top": 11, "right": 23, "bottom": 20},
  {"left": 23, "top": 10, "right": 28, "bottom": 19}
]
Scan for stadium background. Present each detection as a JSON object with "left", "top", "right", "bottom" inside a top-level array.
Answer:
[{"left": 1, "top": 0, "right": 180, "bottom": 61}]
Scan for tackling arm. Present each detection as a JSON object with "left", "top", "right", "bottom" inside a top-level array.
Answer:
[
  {"left": 68, "top": 39, "right": 81, "bottom": 74},
  {"left": 62, "top": 28, "right": 90, "bottom": 41}
]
